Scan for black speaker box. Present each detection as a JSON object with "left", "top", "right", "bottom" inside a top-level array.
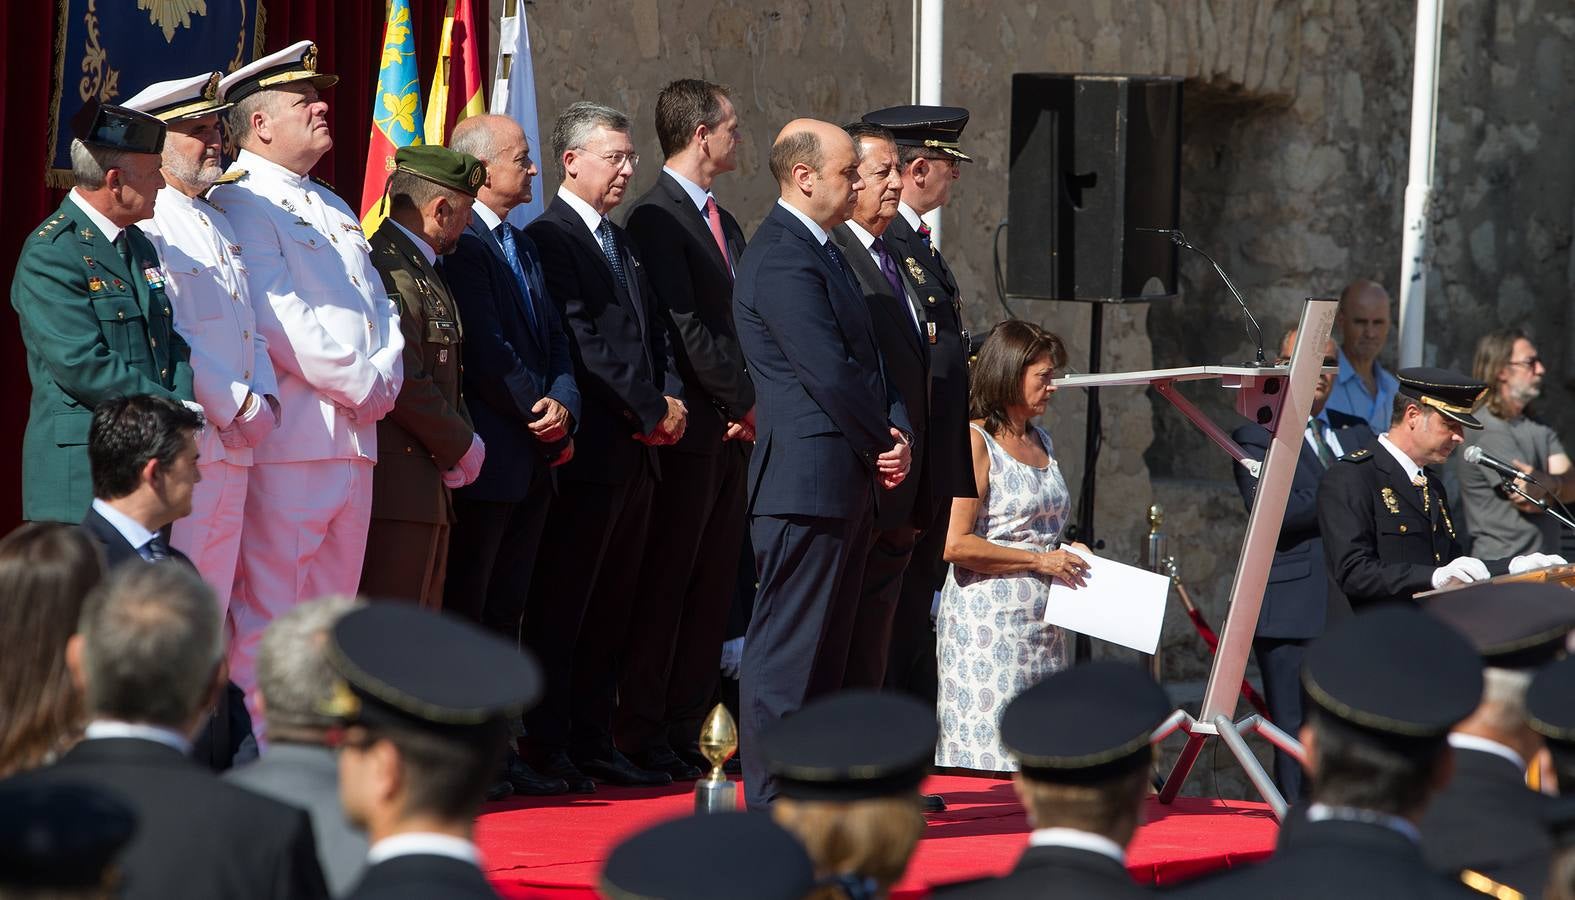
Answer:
[{"left": 1007, "top": 74, "right": 1183, "bottom": 303}]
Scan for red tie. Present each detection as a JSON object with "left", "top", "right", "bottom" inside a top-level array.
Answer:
[{"left": 705, "top": 196, "right": 732, "bottom": 277}]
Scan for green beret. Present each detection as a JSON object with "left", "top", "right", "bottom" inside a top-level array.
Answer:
[{"left": 394, "top": 145, "right": 486, "bottom": 197}]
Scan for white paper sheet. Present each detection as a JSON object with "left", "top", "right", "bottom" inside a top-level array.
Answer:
[{"left": 1043, "top": 546, "right": 1170, "bottom": 655}]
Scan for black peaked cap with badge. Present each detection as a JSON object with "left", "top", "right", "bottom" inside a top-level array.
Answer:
[
  {"left": 601, "top": 811, "right": 815, "bottom": 900},
  {"left": 393, "top": 145, "right": 487, "bottom": 197},
  {"left": 325, "top": 604, "right": 541, "bottom": 735},
  {"left": 0, "top": 781, "right": 137, "bottom": 889},
  {"left": 759, "top": 690, "right": 936, "bottom": 801},
  {"left": 71, "top": 100, "right": 166, "bottom": 155},
  {"left": 1425, "top": 581, "right": 1575, "bottom": 671},
  {"left": 862, "top": 105, "right": 973, "bottom": 163},
  {"left": 1528, "top": 655, "right": 1575, "bottom": 778},
  {"left": 1396, "top": 367, "right": 1489, "bottom": 429},
  {"left": 220, "top": 38, "right": 339, "bottom": 104},
  {"left": 1303, "top": 604, "right": 1482, "bottom": 740},
  {"left": 1001, "top": 661, "right": 1172, "bottom": 783}
]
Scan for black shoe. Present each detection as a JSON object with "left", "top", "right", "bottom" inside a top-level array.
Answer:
[
  {"left": 537, "top": 750, "right": 597, "bottom": 794},
  {"left": 922, "top": 793, "right": 947, "bottom": 813},
  {"left": 484, "top": 779, "right": 514, "bottom": 802},
  {"left": 502, "top": 750, "right": 570, "bottom": 796},
  {"left": 574, "top": 748, "right": 673, "bottom": 787},
  {"left": 675, "top": 746, "right": 713, "bottom": 773},
  {"left": 632, "top": 746, "right": 704, "bottom": 781}
]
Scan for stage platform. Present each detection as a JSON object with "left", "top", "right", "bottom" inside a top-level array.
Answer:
[{"left": 477, "top": 774, "right": 1280, "bottom": 898}]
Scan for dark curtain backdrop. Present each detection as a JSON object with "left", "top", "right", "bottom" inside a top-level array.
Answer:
[{"left": 0, "top": 1, "right": 482, "bottom": 527}]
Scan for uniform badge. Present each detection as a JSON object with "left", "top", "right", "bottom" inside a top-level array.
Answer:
[
  {"left": 83, "top": 256, "right": 95, "bottom": 268},
  {"left": 143, "top": 267, "right": 165, "bottom": 289},
  {"left": 339, "top": 222, "right": 365, "bottom": 237},
  {"left": 280, "top": 199, "right": 298, "bottom": 214},
  {"left": 87, "top": 276, "right": 105, "bottom": 292},
  {"left": 80, "top": 227, "right": 96, "bottom": 240},
  {"left": 904, "top": 257, "right": 927, "bottom": 285},
  {"left": 228, "top": 244, "right": 243, "bottom": 256},
  {"left": 1380, "top": 487, "right": 1400, "bottom": 515},
  {"left": 926, "top": 322, "right": 937, "bottom": 345}
]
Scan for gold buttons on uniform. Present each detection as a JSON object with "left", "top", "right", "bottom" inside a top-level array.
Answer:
[
  {"left": 1399, "top": 524, "right": 1407, "bottom": 533},
  {"left": 243, "top": 331, "right": 250, "bottom": 339},
  {"left": 243, "top": 370, "right": 250, "bottom": 379}
]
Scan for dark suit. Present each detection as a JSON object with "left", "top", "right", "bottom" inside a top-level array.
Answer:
[
  {"left": 1318, "top": 443, "right": 1508, "bottom": 609},
  {"left": 1171, "top": 818, "right": 1482, "bottom": 899},
  {"left": 441, "top": 210, "right": 580, "bottom": 647},
  {"left": 361, "top": 222, "right": 475, "bottom": 608},
  {"left": 1231, "top": 411, "right": 1373, "bottom": 800},
  {"left": 616, "top": 171, "right": 755, "bottom": 758},
  {"left": 879, "top": 211, "right": 973, "bottom": 704},
  {"left": 226, "top": 742, "right": 370, "bottom": 897},
  {"left": 1420, "top": 746, "right": 1556, "bottom": 897},
  {"left": 935, "top": 845, "right": 1147, "bottom": 898},
  {"left": 3, "top": 737, "right": 328, "bottom": 900},
  {"left": 523, "top": 194, "right": 682, "bottom": 759},
  {"left": 733, "top": 202, "right": 911, "bottom": 808},
  {"left": 347, "top": 854, "right": 499, "bottom": 900},
  {"left": 830, "top": 223, "right": 932, "bottom": 690}
]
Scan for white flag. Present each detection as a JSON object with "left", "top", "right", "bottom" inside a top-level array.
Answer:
[{"left": 491, "top": 0, "right": 545, "bottom": 226}]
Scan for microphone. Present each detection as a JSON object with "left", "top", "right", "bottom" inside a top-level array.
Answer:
[
  {"left": 1462, "top": 445, "right": 1523, "bottom": 481},
  {"left": 1134, "top": 226, "right": 1266, "bottom": 365}
]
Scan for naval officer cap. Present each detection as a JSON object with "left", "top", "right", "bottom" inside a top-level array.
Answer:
[
  {"left": 759, "top": 690, "right": 936, "bottom": 801},
  {"left": 601, "top": 811, "right": 815, "bottom": 900},
  {"left": 324, "top": 604, "right": 541, "bottom": 735},
  {"left": 861, "top": 104, "right": 973, "bottom": 162},
  {"left": 123, "top": 72, "right": 231, "bottom": 122},
  {"left": 1001, "top": 661, "right": 1172, "bottom": 783},
  {"left": 393, "top": 145, "right": 487, "bottom": 197},
  {"left": 1303, "top": 604, "right": 1482, "bottom": 741},
  {"left": 0, "top": 781, "right": 136, "bottom": 889},
  {"left": 1425, "top": 581, "right": 1575, "bottom": 671},
  {"left": 70, "top": 101, "right": 166, "bottom": 155},
  {"left": 220, "top": 39, "right": 339, "bottom": 105},
  {"left": 1396, "top": 366, "right": 1489, "bottom": 429}
]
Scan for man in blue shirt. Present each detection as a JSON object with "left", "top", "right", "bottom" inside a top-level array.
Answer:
[{"left": 1325, "top": 280, "right": 1399, "bottom": 434}]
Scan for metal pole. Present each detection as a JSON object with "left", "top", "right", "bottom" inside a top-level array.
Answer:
[
  {"left": 917, "top": 0, "right": 944, "bottom": 248},
  {"left": 1397, "top": 0, "right": 1444, "bottom": 368}
]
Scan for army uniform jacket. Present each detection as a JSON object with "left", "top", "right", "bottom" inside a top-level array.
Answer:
[
  {"left": 12, "top": 193, "right": 193, "bottom": 522},
  {"left": 366, "top": 221, "right": 473, "bottom": 525},
  {"left": 209, "top": 149, "right": 403, "bottom": 465},
  {"left": 1316, "top": 440, "right": 1507, "bottom": 609}
]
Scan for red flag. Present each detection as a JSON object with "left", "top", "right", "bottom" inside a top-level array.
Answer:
[{"left": 423, "top": 0, "right": 486, "bottom": 145}]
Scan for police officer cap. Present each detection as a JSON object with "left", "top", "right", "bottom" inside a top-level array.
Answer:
[
  {"left": 861, "top": 104, "right": 973, "bottom": 162},
  {"left": 123, "top": 72, "right": 231, "bottom": 122},
  {"left": 1395, "top": 366, "right": 1489, "bottom": 429},
  {"left": 1528, "top": 654, "right": 1575, "bottom": 748},
  {"left": 325, "top": 605, "right": 541, "bottom": 735},
  {"left": 220, "top": 39, "right": 339, "bottom": 104},
  {"left": 394, "top": 145, "right": 487, "bottom": 197},
  {"left": 1001, "top": 661, "right": 1171, "bottom": 783},
  {"left": 70, "top": 101, "right": 166, "bottom": 155},
  {"left": 0, "top": 781, "right": 136, "bottom": 888},
  {"left": 1302, "top": 604, "right": 1482, "bottom": 739},
  {"left": 601, "top": 811, "right": 815, "bottom": 900},
  {"left": 759, "top": 690, "right": 936, "bottom": 801},
  {"left": 1425, "top": 581, "right": 1575, "bottom": 670}
]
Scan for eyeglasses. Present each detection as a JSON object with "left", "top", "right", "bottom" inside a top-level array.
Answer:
[
  {"left": 575, "top": 148, "right": 639, "bottom": 170},
  {"left": 1507, "top": 357, "right": 1544, "bottom": 369}
]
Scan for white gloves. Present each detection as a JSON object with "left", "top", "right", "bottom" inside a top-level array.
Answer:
[
  {"left": 1431, "top": 556, "right": 1492, "bottom": 590},
  {"left": 223, "top": 392, "right": 280, "bottom": 449},
  {"left": 358, "top": 375, "right": 398, "bottom": 424},
  {"left": 1510, "top": 553, "right": 1567, "bottom": 574},
  {"left": 441, "top": 434, "right": 486, "bottom": 489},
  {"left": 719, "top": 637, "right": 744, "bottom": 680}
]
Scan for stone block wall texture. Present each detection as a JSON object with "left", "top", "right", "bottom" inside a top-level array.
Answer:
[{"left": 506, "top": 0, "right": 1575, "bottom": 728}]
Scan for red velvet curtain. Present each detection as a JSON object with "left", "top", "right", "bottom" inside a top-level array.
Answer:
[{"left": 0, "top": 1, "right": 483, "bottom": 527}]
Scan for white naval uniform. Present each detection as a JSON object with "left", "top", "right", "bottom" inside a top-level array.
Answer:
[
  {"left": 210, "top": 148, "right": 403, "bottom": 717},
  {"left": 139, "top": 185, "right": 278, "bottom": 620}
]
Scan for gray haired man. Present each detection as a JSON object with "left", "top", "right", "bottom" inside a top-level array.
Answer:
[{"left": 227, "top": 595, "right": 368, "bottom": 896}]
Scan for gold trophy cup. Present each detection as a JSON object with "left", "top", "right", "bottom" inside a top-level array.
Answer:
[{"left": 694, "top": 703, "right": 738, "bottom": 813}]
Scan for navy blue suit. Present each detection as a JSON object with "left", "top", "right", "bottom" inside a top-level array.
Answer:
[
  {"left": 440, "top": 211, "right": 580, "bottom": 648},
  {"left": 733, "top": 202, "right": 910, "bottom": 808},
  {"left": 1231, "top": 410, "right": 1373, "bottom": 800}
]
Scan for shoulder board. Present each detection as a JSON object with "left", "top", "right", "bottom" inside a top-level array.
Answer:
[
  {"left": 213, "top": 169, "right": 248, "bottom": 185},
  {"left": 196, "top": 194, "right": 227, "bottom": 214},
  {"left": 1343, "top": 448, "right": 1372, "bottom": 462},
  {"left": 31, "top": 212, "right": 70, "bottom": 241},
  {"left": 310, "top": 175, "right": 337, "bottom": 193},
  {"left": 1460, "top": 869, "right": 1523, "bottom": 900}
]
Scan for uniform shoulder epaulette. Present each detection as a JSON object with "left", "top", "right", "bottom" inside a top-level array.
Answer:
[
  {"left": 310, "top": 175, "right": 337, "bottom": 194},
  {"left": 1344, "top": 447, "right": 1373, "bottom": 462},
  {"left": 213, "top": 169, "right": 248, "bottom": 185},
  {"left": 197, "top": 193, "right": 227, "bottom": 214},
  {"left": 31, "top": 212, "right": 68, "bottom": 241},
  {"left": 1460, "top": 868, "right": 1523, "bottom": 899}
]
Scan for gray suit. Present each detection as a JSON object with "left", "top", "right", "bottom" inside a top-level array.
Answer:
[{"left": 227, "top": 743, "right": 369, "bottom": 897}]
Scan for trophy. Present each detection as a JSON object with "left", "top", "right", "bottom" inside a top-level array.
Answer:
[{"left": 694, "top": 703, "right": 738, "bottom": 814}]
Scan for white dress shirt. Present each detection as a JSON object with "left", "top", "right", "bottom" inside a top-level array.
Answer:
[
  {"left": 389, "top": 219, "right": 438, "bottom": 267},
  {"left": 1305, "top": 802, "right": 1422, "bottom": 844},
  {"left": 1027, "top": 827, "right": 1127, "bottom": 865},
  {"left": 842, "top": 219, "right": 922, "bottom": 334},
  {"left": 90, "top": 498, "right": 157, "bottom": 557},
  {"left": 896, "top": 200, "right": 925, "bottom": 233},
  {"left": 556, "top": 185, "right": 606, "bottom": 238},
  {"left": 1447, "top": 733, "right": 1527, "bottom": 772},
  {"left": 776, "top": 198, "right": 829, "bottom": 245},
  {"left": 366, "top": 832, "right": 482, "bottom": 867},
  {"left": 68, "top": 189, "right": 124, "bottom": 243},
  {"left": 1377, "top": 434, "right": 1426, "bottom": 484},
  {"left": 140, "top": 185, "right": 278, "bottom": 466},
  {"left": 662, "top": 166, "right": 712, "bottom": 214},
  {"left": 1305, "top": 416, "right": 1345, "bottom": 460},
  {"left": 210, "top": 148, "right": 404, "bottom": 464},
  {"left": 473, "top": 199, "right": 506, "bottom": 232},
  {"left": 85, "top": 719, "right": 192, "bottom": 755}
]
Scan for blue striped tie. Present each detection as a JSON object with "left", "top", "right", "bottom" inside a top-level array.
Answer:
[
  {"left": 596, "top": 219, "right": 628, "bottom": 293},
  {"left": 495, "top": 223, "right": 538, "bottom": 332}
]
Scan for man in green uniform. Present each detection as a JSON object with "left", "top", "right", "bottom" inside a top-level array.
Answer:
[
  {"left": 358, "top": 146, "right": 486, "bottom": 609},
  {"left": 13, "top": 103, "right": 194, "bottom": 522}
]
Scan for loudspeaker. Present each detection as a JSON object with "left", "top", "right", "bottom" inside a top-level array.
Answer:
[{"left": 1006, "top": 74, "right": 1183, "bottom": 303}]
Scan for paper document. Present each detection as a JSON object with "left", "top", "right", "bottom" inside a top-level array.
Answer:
[{"left": 1044, "top": 546, "right": 1170, "bottom": 655}]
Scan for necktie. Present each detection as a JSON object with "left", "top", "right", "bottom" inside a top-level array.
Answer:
[
  {"left": 143, "top": 533, "right": 170, "bottom": 562},
  {"left": 114, "top": 232, "right": 135, "bottom": 272},
  {"left": 595, "top": 219, "right": 629, "bottom": 293},
  {"left": 872, "top": 236, "right": 920, "bottom": 338},
  {"left": 916, "top": 221, "right": 932, "bottom": 250},
  {"left": 1308, "top": 417, "right": 1335, "bottom": 468},
  {"left": 703, "top": 196, "right": 732, "bottom": 277},
  {"left": 823, "top": 240, "right": 858, "bottom": 290},
  {"left": 494, "top": 223, "right": 538, "bottom": 332}
]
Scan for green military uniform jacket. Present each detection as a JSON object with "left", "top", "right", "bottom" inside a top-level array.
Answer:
[
  {"left": 12, "top": 197, "right": 193, "bottom": 522},
  {"left": 366, "top": 220, "right": 473, "bottom": 525}
]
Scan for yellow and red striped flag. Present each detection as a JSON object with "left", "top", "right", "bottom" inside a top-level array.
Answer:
[
  {"left": 423, "top": 0, "right": 486, "bottom": 146},
  {"left": 360, "top": 0, "right": 425, "bottom": 233}
]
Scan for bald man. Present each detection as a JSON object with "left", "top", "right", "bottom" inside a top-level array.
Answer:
[
  {"left": 732, "top": 119, "right": 912, "bottom": 808},
  {"left": 1326, "top": 280, "right": 1400, "bottom": 433}
]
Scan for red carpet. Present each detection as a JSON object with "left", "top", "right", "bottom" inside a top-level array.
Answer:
[{"left": 477, "top": 775, "right": 1279, "bottom": 898}]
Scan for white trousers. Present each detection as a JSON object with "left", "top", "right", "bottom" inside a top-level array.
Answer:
[
  {"left": 171, "top": 459, "right": 249, "bottom": 619},
  {"left": 230, "top": 458, "right": 374, "bottom": 730}
]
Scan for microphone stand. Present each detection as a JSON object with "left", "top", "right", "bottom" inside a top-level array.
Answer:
[
  {"left": 1139, "top": 228, "right": 1266, "bottom": 366},
  {"left": 1499, "top": 474, "right": 1575, "bottom": 533}
]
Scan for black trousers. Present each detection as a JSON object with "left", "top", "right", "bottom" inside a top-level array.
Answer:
[
  {"left": 615, "top": 443, "right": 748, "bottom": 755},
  {"left": 883, "top": 499, "right": 949, "bottom": 704},
  {"left": 522, "top": 465, "right": 655, "bottom": 757},
  {"left": 842, "top": 524, "right": 920, "bottom": 689},
  {"left": 443, "top": 469, "right": 554, "bottom": 643},
  {"left": 1253, "top": 635, "right": 1308, "bottom": 803}
]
